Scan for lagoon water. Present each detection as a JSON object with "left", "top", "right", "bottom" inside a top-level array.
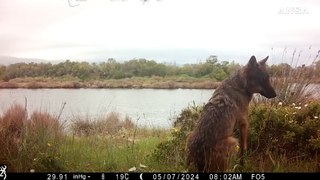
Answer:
[{"left": 0, "top": 89, "right": 213, "bottom": 128}]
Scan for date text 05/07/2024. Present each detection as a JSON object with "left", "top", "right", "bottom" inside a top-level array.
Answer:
[{"left": 114, "top": 173, "right": 265, "bottom": 180}]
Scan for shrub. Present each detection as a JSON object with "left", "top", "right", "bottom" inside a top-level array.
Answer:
[
  {"left": 0, "top": 105, "right": 26, "bottom": 171},
  {"left": 0, "top": 104, "right": 64, "bottom": 172},
  {"left": 150, "top": 100, "right": 320, "bottom": 171},
  {"left": 248, "top": 101, "right": 320, "bottom": 158},
  {"left": 23, "top": 111, "right": 64, "bottom": 172},
  {"left": 149, "top": 104, "right": 202, "bottom": 171}
]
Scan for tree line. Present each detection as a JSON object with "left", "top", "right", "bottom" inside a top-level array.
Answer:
[
  {"left": 0, "top": 56, "right": 241, "bottom": 81},
  {"left": 0, "top": 56, "right": 319, "bottom": 82}
]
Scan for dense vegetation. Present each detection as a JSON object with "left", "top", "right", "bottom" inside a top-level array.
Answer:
[
  {"left": 0, "top": 56, "right": 240, "bottom": 82},
  {"left": 1, "top": 55, "right": 319, "bottom": 82},
  {"left": 151, "top": 101, "right": 320, "bottom": 172}
]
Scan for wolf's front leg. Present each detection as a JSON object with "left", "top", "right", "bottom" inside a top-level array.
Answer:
[{"left": 239, "top": 116, "right": 248, "bottom": 166}]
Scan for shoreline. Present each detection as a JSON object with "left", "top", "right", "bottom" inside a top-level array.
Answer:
[
  {"left": 0, "top": 77, "right": 221, "bottom": 89},
  {"left": 2, "top": 77, "right": 319, "bottom": 90}
]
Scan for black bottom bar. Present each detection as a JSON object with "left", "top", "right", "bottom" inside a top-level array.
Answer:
[{"left": 6, "top": 172, "right": 320, "bottom": 180}]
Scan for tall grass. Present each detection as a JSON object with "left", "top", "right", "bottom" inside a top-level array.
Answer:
[
  {"left": 70, "top": 112, "right": 134, "bottom": 136},
  {"left": 0, "top": 105, "right": 63, "bottom": 172},
  {"left": 64, "top": 112, "right": 169, "bottom": 172},
  {"left": 253, "top": 49, "right": 320, "bottom": 105},
  {"left": 0, "top": 105, "right": 26, "bottom": 171},
  {"left": 0, "top": 104, "right": 169, "bottom": 172}
]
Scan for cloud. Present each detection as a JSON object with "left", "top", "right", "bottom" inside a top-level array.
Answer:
[{"left": 0, "top": 0, "right": 319, "bottom": 64}]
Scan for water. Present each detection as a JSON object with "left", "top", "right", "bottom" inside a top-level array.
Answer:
[{"left": 0, "top": 89, "right": 213, "bottom": 128}]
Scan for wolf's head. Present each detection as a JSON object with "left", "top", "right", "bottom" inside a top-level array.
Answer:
[{"left": 244, "top": 56, "right": 277, "bottom": 98}]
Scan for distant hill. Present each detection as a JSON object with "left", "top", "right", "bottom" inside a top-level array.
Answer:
[{"left": 0, "top": 56, "right": 48, "bottom": 66}]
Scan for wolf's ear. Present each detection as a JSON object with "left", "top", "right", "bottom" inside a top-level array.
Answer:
[
  {"left": 248, "top": 56, "right": 257, "bottom": 68},
  {"left": 259, "top": 56, "right": 269, "bottom": 65}
]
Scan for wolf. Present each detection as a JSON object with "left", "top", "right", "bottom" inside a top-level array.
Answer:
[{"left": 186, "top": 56, "right": 277, "bottom": 172}]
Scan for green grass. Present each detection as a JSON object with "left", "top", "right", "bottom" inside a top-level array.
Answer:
[{"left": 59, "top": 130, "right": 168, "bottom": 172}]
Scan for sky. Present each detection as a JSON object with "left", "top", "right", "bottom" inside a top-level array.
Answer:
[{"left": 0, "top": 0, "right": 320, "bottom": 65}]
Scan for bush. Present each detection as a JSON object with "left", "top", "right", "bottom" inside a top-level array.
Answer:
[
  {"left": 150, "top": 104, "right": 202, "bottom": 171},
  {"left": 150, "top": 100, "right": 320, "bottom": 171},
  {"left": 23, "top": 111, "right": 64, "bottom": 172},
  {"left": 0, "top": 105, "right": 26, "bottom": 171},
  {"left": 0, "top": 104, "right": 64, "bottom": 172},
  {"left": 248, "top": 101, "right": 320, "bottom": 158}
]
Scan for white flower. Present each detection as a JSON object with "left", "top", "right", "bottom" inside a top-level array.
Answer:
[
  {"left": 278, "top": 102, "right": 283, "bottom": 106},
  {"left": 314, "top": 116, "right": 319, "bottom": 119},
  {"left": 139, "top": 163, "right": 148, "bottom": 168},
  {"left": 304, "top": 104, "right": 308, "bottom": 107},
  {"left": 295, "top": 106, "right": 301, "bottom": 110},
  {"left": 129, "top": 167, "right": 137, "bottom": 172},
  {"left": 292, "top": 103, "right": 296, "bottom": 106}
]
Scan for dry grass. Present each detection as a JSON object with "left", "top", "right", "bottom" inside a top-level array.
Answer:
[
  {"left": 0, "top": 76, "right": 220, "bottom": 89},
  {"left": 253, "top": 49, "right": 320, "bottom": 105},
  {"left": 0, "top": 104, "right": 64, "bottom": 172},
  {"left": 27, "top": 111, "right": 63, "bottom": 139},
  {"left": 0, "top": 104, "right": 169, "bottom": 172},
  {"left": 0, "top": 105, "right": 26, "bottom": 170},
  {"left": 0, "top": 81, "right": 18, "bottom": 88},
  {"left": 70, "top": 112, "right": 135, "bottom": 136}
]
